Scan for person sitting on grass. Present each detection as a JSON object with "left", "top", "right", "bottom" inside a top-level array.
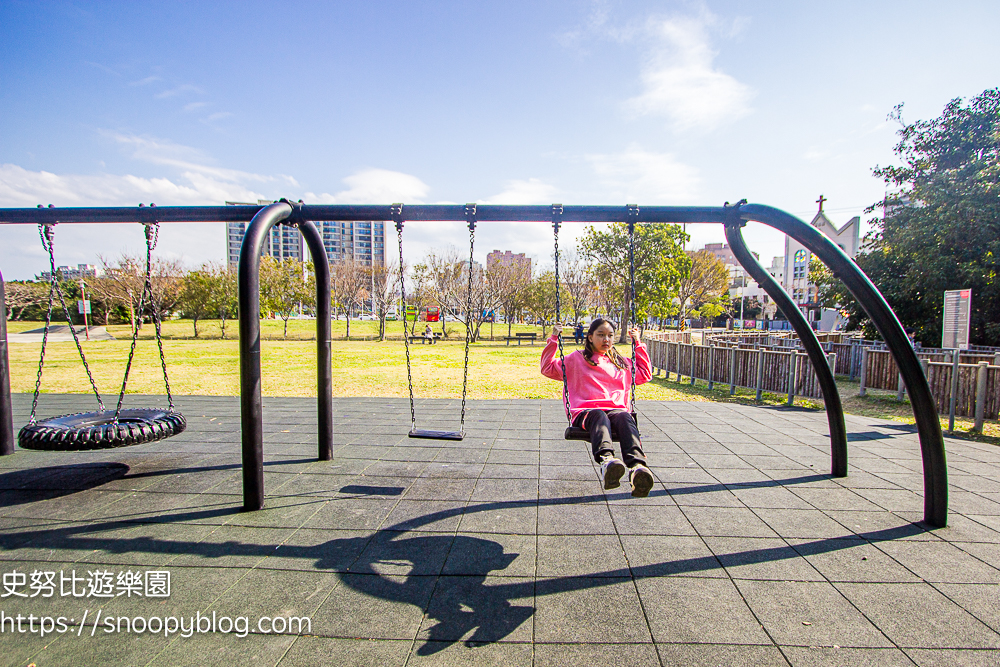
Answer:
[{"left": 540, "top": 318, "right": 654, "bottom": 497}]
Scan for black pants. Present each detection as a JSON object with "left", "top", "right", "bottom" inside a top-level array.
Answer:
[{"left": 573, "top": 409, "right": 646, "bottom": 468}]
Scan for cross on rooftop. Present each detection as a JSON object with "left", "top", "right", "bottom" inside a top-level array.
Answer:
[{"left": 816, "top": 194, "right": 827, "bottom": 213}]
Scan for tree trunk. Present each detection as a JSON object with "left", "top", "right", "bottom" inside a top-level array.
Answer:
[
  {"left": 220, "top": 313, "right": 227, "bottom": 339},
  {"left": 345, "top": 307, "right": 351, "bottom": 338},
  {"left": 193, "top": 315, "right": 199, "bottom": 338}
]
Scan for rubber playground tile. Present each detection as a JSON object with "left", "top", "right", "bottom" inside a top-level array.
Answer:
[
  {"left": 635, "top": 576, "right": 771, "bottom": 645},
  {"left": 533, "top": 576, "right": 652, "bottom": 644},
  {"left": 442, "top": 532, "right": 536, "bottom": 577},
  {"left": 311, "top": 572, "right": 437, "bottom": 640},
  {"left": 737, "top": 579, "right": 894, "bottom": 648},
  {"left": 836, "top": 582, "right": 1000, "bottom": 649},
  {"left": 457, "top": 504, "right": 537, "bottom": 535},
  {"left": 275, "top": 637, "right": 411, "bottom": 667}
]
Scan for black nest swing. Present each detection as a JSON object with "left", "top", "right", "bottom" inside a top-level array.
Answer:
[{"left": 18, "top": 219, "right": 186, "bottom": 451}]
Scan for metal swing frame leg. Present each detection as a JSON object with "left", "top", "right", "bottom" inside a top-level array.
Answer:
[
  {"left": 239, "top": 201, "right": 333, "bottom": 511},
  {"left": 723, "top": 214, "right": 848, "bottom": 478},
  {"left": 0, "top": 271, "right": 14, "bottom": 456}
]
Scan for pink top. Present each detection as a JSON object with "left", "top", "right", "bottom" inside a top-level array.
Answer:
[{"left": 540, "top": 335, "right": 652, "bottom": 419}]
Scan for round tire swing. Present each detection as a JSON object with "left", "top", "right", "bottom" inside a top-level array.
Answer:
[
  {"left": 18, "top": 216, "right": 186, "bottom": 451},
  {"left": 552, "top": 204, "right": 640, "bottom": 442}
]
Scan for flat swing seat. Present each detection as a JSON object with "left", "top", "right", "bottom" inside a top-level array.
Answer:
[
  {"left": 564, "top": 412, "right": 640, "bottom": 442},
  {"left": 409, "top": 428, "right": 464, "bottom": 441}
]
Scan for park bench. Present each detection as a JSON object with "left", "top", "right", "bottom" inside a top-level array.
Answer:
[
  {"left": 503, "top": 332, "right": 539, "bottom": 346},
  {"left": 408, "top": 332, "right": 442, "bottom": 344}
]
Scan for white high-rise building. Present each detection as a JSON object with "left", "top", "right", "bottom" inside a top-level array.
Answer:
[{"left": 225, "top": 202, "right": 385, "bottom": 267}]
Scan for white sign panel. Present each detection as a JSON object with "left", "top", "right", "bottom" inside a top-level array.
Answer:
[
  {"left": 942, "top": 289, "right": 971, "bottom": 350},
  {"left": 77, "top": 299, "right": 91, "bottom": 315}
]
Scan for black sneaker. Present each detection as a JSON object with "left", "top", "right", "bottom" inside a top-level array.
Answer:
[
  {"left": 600, "top": 457, "right": 627, "bottom": 490},
  {"left": 629, "top": 464, "right": 654, "bottom": 498}
]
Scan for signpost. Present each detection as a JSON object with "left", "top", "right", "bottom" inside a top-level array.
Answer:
[{"left": 942, "top": 289, "right": 971, "bottom": 350}]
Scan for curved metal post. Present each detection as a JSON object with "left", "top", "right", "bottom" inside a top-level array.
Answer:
[
  {"left": 296, "top": 219, "right": 334, "bottom": 461},
  {"left": 739, "top": 203, "right": 947, "bottom": 527},
  {"left": 0, "top": 270, "right": 14, "bottom": 456},
  {"left": 240, "top": 202, "right": 292, "bottom": 510},
  {"left": 239, "top": 201, "right": 334, "bottom": 510},
  {"left": 723, "top": 215, "right": 847, "bottom": 477}
]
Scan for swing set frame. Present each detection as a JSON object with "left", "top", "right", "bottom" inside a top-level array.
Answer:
[{"left": 0, "top": 200, "right": 950, "bottom": 527}]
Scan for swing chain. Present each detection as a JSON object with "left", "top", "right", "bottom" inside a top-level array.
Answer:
[
  {"left": 626, "top": 205, "right": 639, "bottom": 415},
  {"left": 392, "top": 204, "right": 417, "bottom": 431},
  {"left": 114, "top": 217, "right": 174, "bottom": 423},
  {"left": 29, "top": 223, "right": 105, "bottom": 425},
  {"left": 460, "top": 204, "right": 476, "bottom": 431},
  {"left": 551, "top": 205, "right": 572, "bottom": 424}
]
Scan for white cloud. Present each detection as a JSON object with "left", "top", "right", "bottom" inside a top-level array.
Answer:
[
  {"left": 154, "top": 83, "right": 202, "bottom": 99},
  {"left": 479, "top": 178, "right": 558, "bottom": 205},
  {"left": 0, "top": 163, "right": 270, "bottom": 208},
  {"left": 624, "top": 13, "right": 752, "bottom": 131},
  {"left": 102, "top": 132, "right": 297, "bottom": 187},
  {"left": 304, "top": 168, "right": 430, "bottom": 205},
  {"left": 586, "top": 145, "right": 701, "bottom": 203},
  {"left": 182, "top": 102, "right": 207, "bottom": 112}
]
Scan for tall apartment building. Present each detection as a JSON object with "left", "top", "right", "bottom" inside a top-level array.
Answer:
[
  {"left": 486, "top": 250, "right": 531, "bottom": 278},
  {"left": 225, "top": 201, "right": 385, "bottom": 267},
  {"left": 39, "top": 264, "right": 98, "bottom": 282}
]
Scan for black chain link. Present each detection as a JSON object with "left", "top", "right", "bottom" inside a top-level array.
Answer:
[
  {"left": 393, "top": 205, "right": 417, "bottom": 432},
  {"left": 627, "top": 205, "right": 639, "bottom": 415},
  {"left": 551, "top": 205, "right": 573, "bottom": 424},
  {"left": 28, "top": 224, "right": 104, "bottom": 424},
  {"left": 113, "top": 220, "right": 174, "bottom": 423},
  {"left": 459, "top": 204, "right": 476, "bottom": 433}
]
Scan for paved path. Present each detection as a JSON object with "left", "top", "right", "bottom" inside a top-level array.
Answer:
[{"left": 1, "top": 394, "right": 999, "bottom": 666}]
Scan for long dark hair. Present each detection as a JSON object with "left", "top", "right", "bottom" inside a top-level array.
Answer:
[{"left": 582, "top": 318, "right": 628, "bottom": 369}]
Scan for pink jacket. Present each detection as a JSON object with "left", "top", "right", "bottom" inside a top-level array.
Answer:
[{"left": 540, "top": 335, "right": 652, "bottom": 419}]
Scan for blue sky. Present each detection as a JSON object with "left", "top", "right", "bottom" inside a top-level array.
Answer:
[{"left": 1, "top": 0, "right": 998, "bottom": 279}]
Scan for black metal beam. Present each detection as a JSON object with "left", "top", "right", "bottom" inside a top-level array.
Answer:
[
  {"left": 0, "top": 204, "right": 728, "bottom": 225},
  {"left": 739, "top": 203, "right": 947, "bottom": 527},
  {"left": 238, "top": 201, "right": 334, "bottom": 511},
  {"left": 723, "top": 211, "right": 848, "bottom": 477},
  {"left": 0, "top": 270, "right": 13, "bottom": 456}
]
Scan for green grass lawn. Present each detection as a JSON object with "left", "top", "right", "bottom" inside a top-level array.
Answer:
[{"left": 7, "top": 317, "right": 999, "bottom": 447}]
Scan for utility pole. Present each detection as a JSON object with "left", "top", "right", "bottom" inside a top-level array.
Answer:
[{"left": 79, "top": 279, "right": 90, "bottom": 341}]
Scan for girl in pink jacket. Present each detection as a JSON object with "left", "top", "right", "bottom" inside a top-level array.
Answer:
[{"left": 540, "top": 318, "right": 654, "bottom": 497}]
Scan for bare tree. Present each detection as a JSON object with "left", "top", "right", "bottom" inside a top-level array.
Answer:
[
  {"left": 330, "top": 258, "right": 369, "bottom": 338},
  {"left": 367, "top": 261, "right": 398, "bottom": 341},
  {"left": 559, "top": 249, "right": 592, "bottom": 324},
  {"left": 492, "top": 261, "right": 532, "bottom": 336},
  {"left": 3, "top": 281, "right": 47, "bottom": 321},
  {"left": 91, "top": 254, "right": 183, "bottom": 330}
]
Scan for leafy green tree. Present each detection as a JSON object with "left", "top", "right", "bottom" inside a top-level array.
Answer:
[
  {"left": 211, "top": 264, "right": 238, "bottom": 339},
  {"left": 676, "top": 249, "right": 730, "bottom": 323},
  {"left": 178, "top": 267, "right": 215, "bottom": 337},
  {"left": 838, "top": 89, "right": 1000, "bottom": 345},
  {"left": 579, "top": 222, "right": 689, "bottom": 341},
  {"left": 261, "top": 257, "right": 314, "bottom": 339}
]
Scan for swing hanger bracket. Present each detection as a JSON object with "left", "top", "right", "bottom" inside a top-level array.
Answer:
[
  {"left": 723, "top": 199, "right": 749, "bottom": 229},
  {"left": 626, "top": 203, "right": 639, "bottom": 232},
  {"left": 390, "top": 203, "right": 404, "bottom": 232},
  {"left": 551, "top": 203, "right": 563, "bottom": 233},
  {"left": 464, "top": 203, "right": 477, "bottom": 232}
]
